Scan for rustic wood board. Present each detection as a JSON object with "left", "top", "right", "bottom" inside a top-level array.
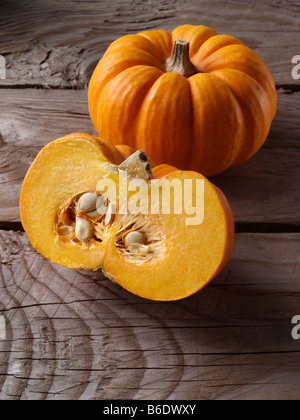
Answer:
[
  {"left": 0, "top": 0, "right": 299, "bottom": 87},
  {"left": 0, "top": 230, "right": 300, "bottom": 400},
  {"left": 0, "top": 0, "right": 300, "bottom": 401}
]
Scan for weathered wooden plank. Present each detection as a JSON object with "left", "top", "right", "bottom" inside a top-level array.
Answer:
[
  {"left": 0, "top": 0, "right": 299, "bottom": 87},
  {"left": 0, "top": 89, "right": 299, "bottom": 224},
  {"left": 212, "top": 146, "right": 300, "bottom": 225},
  {"left": 0, "top": 89, "right": 97, "bottom": 222},
  {"left": 269, "top": 90, "right": 300, "bottom": 147},
  {"left": 0, "top": 89, "right": 96, "bottom": 147},
  {"left": 0, "top": 230, "right": 299, "bottom": 400}
]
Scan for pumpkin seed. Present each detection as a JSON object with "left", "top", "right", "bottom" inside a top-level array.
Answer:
[
  {"left": 57, "top": 225, "right": 74, "bottom": 239},
  {"left": 128, "top": 244, "right": 150, "bottom": 254},
  {"left": 78, "top": 192, "right": 98, "bottom": 213},
  {"left": 75, "top": 217, "right": 93, "bottom": 242},
  {"left": 124, "top": 231, "right": 146, "bottom": 248},
  {"left": 86, "top": 195, "right": 107, "bottom": 219},
  {"left": 86, "top": 209, "right": 100, "bottom": 219}
]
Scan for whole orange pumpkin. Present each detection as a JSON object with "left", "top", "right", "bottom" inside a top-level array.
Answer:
[{"left": 88, "top": 24, "right": 277, "bottom": 176}]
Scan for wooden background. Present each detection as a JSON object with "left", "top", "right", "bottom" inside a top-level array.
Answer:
[{"left": 0, "top": 0, "right": 300, "bottom": 400}]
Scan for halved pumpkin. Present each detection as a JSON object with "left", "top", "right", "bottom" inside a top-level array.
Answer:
[{"left": 20, "top": 133, "right": 234, "bottom": 301}]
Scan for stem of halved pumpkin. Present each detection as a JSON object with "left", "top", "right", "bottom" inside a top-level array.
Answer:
[
  {"left": 119, "top": 150, "right": 153, "bottom": 180},
  {"left": 166, "top": 40, "right": 198, "bottom": 78}
]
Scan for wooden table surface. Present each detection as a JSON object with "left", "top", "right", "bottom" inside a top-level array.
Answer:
[{"left": 0, "top": 0, "right": 300, "bottom": 400}]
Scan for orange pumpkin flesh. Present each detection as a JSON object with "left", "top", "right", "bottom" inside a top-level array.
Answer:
[
  {"left": 20, "top": 133, "right": 234, "bottom": 301},
  {"left": 88, "top": 24, "right": 277, "bottom": 176}
]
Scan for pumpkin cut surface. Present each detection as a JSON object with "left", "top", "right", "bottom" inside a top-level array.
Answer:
[
  {"left": 89, "top": 24, "right": 277, "bottom": 176},
  {"left": 20, "top": 133, "right": 234, "bottom": 301}
]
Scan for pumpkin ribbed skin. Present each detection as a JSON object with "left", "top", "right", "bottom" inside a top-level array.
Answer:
[{"left": 88, "top": 24, "right": 277, "bottom": 176}]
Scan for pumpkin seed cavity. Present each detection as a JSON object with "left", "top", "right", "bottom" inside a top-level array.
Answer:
[{"left": 55, "top": 191, "right": 163, "bottom": 263}]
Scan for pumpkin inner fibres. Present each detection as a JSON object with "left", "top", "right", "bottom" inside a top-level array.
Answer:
[
  {"left": 54, "top": 150, "right": 165, "bottom": 264},
  {"left": 55, "top": 191, "right": 164, "bottom": 264}
]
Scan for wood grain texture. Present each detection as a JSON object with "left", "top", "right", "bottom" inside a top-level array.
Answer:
[
  {"left": 0, "top": 0, "right": 299, "bottom": 88},
  {"left": 0, "top": 89, "right": 299, "bottom": 224},
  {"left": 0, "top": 230, "right": 299, "bottom": 400}
]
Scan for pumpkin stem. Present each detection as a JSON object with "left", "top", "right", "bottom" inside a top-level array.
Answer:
[
  {"left": 166, "top": 40, "right": 198, "bottom": 78},
  {"left": 119, "top": 150, "right": 153, "bottom": 180}
]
